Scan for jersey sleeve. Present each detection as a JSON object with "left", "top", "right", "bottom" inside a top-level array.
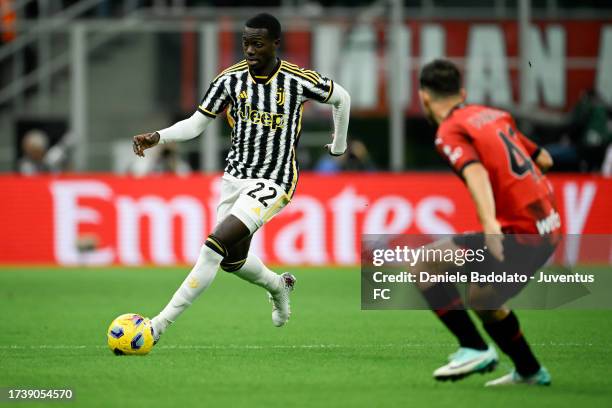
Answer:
[
  {"left": 516, "top": 131, "right": 541, "bottom": 160},
  {"left": 435, "top": 125, "right": 481, "bottom": 175},
  {"left": 198, "top": 76, "right": 231, "bottom": 118},
  {"left": 507, "top": 115, "right": 541, "bottom": 159},
  {"left": 300, "top": 69, "right": 334, "bottom": 103}
]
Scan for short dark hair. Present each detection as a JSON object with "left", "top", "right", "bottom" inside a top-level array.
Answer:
[
  {"left": 419, "top": 59, "right": 461, "bottom": 97},
  {"left": 245, "top": 13, "right": 281, "bottom": 40}
]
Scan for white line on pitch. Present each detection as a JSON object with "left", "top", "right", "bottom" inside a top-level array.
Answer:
[{"left": 0, "top": 342, "right": 599, "bottom": 350}]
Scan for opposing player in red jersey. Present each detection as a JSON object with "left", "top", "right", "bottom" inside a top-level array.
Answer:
[{"left": 415, "top": 59, "right": 560, "bottom": 386}]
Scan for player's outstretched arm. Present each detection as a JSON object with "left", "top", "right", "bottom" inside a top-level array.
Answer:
[
  {"left": 132, "top": 111, "right": 214, "bottom": 157},
  {"left": 463, "top": 163, "right": 504, "bottom": 261},
  {"left": 323, "top": 83, "right": 351, "bottom": 156}
]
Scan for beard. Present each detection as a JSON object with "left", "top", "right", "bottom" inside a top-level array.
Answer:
[
  {"left": 423, "top": 105, "right": 437, "bottom": 125},
  {"left": 419, "top": 97, "right": 437, "bottom": 125}
]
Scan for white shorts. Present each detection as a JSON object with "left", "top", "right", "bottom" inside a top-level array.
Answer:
[{"left": 216, "top": 174, "right": 290, "bottom": 234}]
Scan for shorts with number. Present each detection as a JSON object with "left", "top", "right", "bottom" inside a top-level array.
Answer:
[{"left": 216, "top": 174, "right": 290, "bottom": 233}]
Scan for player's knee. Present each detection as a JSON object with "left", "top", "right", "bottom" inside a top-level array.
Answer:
[
  {"left": 204, "top": 234, "right": 229, "bottom": 258},
  {"left": 474, "top": 308, "right": 509, "bottom": 323},
  {"left": 467, "top": 291, "right": 489, "bottom": 310},
  {"left": 473, "top": 309, "right": 496, "bottom": 321},
  {"left": 220, "top": 257, "right": 247, "bottom": 272},
  {"left": 468, "top": 287, "right": 503, "bottom": 311}
]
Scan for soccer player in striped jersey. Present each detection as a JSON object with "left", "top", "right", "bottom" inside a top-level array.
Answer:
[{"left": 132, "top": 13, "right": 350, "bottom": 343}]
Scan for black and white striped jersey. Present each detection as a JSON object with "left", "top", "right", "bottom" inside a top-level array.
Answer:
[{"left": 198, "top": 59, "right": 334, "bottom": 197}]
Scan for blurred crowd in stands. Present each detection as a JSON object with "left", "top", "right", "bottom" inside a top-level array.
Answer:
[
  {"left": 3, "top": 0, "right": 611, "bottom": 176},
  {"left": 16, "top": 128, "right": 72, "bottom": 175},
  {"left": 543, "top": 90, "right": 612, "bottom": 174},
  {"left": 15, "top": 94, "right": 612, "bottom": 175}
]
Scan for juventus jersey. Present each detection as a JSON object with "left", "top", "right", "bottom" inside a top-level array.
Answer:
[{"left": 198, "top": 59, "right": 334, "bottom": 196}]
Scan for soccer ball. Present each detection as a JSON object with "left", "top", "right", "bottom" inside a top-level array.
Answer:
[{"left": 107, "top": 313, "right": 155, "bottom": 355}]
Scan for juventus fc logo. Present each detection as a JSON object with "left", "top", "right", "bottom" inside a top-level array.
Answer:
[{"left": 276, "top": 88, "right": 285, "bottom": 105}]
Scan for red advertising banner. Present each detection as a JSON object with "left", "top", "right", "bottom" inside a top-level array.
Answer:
[{"left": 0, "top": 174, "right": 610, "bottom": 266}]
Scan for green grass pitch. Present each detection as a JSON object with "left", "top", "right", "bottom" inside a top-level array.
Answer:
[{"left": 1, "top": 266, "right": 611, "bottom": 407}]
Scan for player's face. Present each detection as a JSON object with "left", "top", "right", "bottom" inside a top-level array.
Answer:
[
  {"left": 419, "top": 89, "right": 436, "bottom": 124},
  {"left": 242, "top": 27, "right": 279, "bottom": 72}
]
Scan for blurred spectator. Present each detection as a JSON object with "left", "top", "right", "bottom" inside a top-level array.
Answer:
[
  {"left": 543, "top": 134, "right": 577, "bottom": 171},
  {"left": 127, "top": 142, "right": 191, "bottom": 176},
  {"left": 18, "top": 130, "right": 49, "bottom": 175},
  {"left": 570, "top": 89, "right": 611, "bottom": 171},
  {"left": 150, "top": 143, "right": 191, "bottom": 175},
  {"left": 17, "top": 129, "right": 72, "bottom": 175},
  {"left": 315, "top": 139, "right": 376, "bottom": 173},
  {"left": 546, "top": 89, "right": 612, "bottom": 172}
]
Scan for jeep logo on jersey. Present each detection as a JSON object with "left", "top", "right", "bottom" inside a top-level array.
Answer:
[{"left": 238, "top": 103, "right": 286, "bottom": 129}]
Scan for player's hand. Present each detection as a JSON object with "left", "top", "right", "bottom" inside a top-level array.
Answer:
[
  {"left": 324, "top": 134, "right": 346, "bottom": 156},
  {"left": 132, "top": 132, "right": 160, "bottom": 157},
  {"left": 484, "top": 220, "right": 504, "bottom": 262}
]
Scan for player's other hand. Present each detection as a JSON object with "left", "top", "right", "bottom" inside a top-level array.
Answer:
[
  {"left": 484, "top": 220, "right": 504, "bottom": 262},
  {"left": 132, "top": 132, "right": 160, "bottom": 157},
  {"left": 324, "top": 133, "right": 346, "bottom": 156}
]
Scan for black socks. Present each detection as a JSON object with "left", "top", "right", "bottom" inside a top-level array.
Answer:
[
  {"left": 422, "top": 284, "right": 488, "bottom": 351},
  {"left": 483, "top": 311, "right": 541, "bottom": 377}
]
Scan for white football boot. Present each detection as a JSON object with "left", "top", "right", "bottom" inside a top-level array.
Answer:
[
  {"left": 485, "top": 367, "right": 551, "bottom": 387},
  {"left": 434, "top": 345, "right": 499, "bottom": 381},
  {"left": 150, "top": 316, "right": 170, "bottom": 345},
  {"left": 268, "top": 272, "right": 296, "bottom": 327}
]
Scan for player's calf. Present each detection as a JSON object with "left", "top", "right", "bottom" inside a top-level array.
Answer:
[{"left": 149, "top": 234, "right": 231, "bottom": 343}]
